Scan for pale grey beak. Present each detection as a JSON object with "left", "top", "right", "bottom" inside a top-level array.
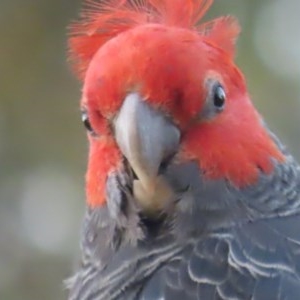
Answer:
[{"left": 114, "top": 93, "right": 180, "bottom": 211}]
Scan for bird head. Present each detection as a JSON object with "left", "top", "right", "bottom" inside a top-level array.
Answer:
[{"left": 69, "top": 0, "right": 284, "bottom": 212}]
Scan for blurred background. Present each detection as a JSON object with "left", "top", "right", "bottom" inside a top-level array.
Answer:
[{"left": 0, "top": 0, "right": 299, "bottom": 299}]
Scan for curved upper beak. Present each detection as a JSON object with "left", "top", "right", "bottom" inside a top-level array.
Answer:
[{"left": 114, "top": 93, "right": 180, "bottom": 211}]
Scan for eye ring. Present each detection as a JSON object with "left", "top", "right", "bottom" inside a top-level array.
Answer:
[
  {"left": 212, "top": 83, "right": 226, "bottom": 110},
  {"left": 81, "top": 110, "right": 96, "bottom": 136}
]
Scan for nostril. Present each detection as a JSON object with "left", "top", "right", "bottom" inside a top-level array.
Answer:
[{"left": 158, "top": 154, "right": 174, "bottom": 175}]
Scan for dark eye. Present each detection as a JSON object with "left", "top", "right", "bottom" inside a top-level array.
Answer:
[
  {"left": 199, "top": 80, "right": 226, "bottom": 120},
  {"left": 81, "top": 111, "right": 96, "bottom": 135},
  {"left": 212, "top": 83, "right": 226, "bottom": 109}
]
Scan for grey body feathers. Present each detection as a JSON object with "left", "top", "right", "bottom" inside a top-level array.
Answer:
[{"left": 68, "top": 138, "right": 300, "bottom": 300}]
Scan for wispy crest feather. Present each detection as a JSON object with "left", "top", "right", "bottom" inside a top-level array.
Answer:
[{"left": 69, "top": 0, "right": 240, "bottom": 79}]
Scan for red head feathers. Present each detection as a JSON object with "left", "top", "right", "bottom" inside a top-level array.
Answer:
[
  {"left": 69, "top": 0, "right": 240, "bottom": 79},
  {"left": 68, "top": 0, "right": 284, "bottom": 208}
]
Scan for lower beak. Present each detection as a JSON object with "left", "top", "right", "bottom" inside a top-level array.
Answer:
[{"left": 114, "top": 93, "right": 180, "bottom": 211}]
